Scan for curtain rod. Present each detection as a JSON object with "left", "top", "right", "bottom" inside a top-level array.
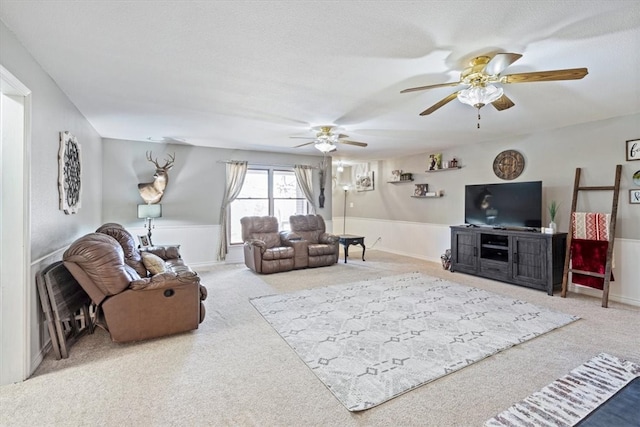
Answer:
[{"left": 217, "top": 160, "right": 320, "bottom": 169}]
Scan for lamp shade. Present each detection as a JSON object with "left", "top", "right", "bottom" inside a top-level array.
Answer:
[
  {"left": 315, "top": 141, "right": 337, "bottom": 153},
  {"left": 137, "top": 204, "right": 162, "bottom": 219},
  {"left": 458, "top": 84, "right": 503, "bottom": 107}
]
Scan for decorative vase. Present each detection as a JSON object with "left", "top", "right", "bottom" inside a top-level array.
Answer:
[
  {"left": 549, "top": 221, "right": 557, "bottom": 233},
  {"left": 319, "top": 188, "right": 325, "bottom": 208}
]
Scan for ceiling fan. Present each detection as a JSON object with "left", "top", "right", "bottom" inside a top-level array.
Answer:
[
  {"left": 401, "top": 53, "right": 588, "bottom": 127},
  {"left": 291, "top": 126, "right": 368, "bottom": 153}
]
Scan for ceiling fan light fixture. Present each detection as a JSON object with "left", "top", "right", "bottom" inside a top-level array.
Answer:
[
  {"left": 457, "top": 84, "right": 503, "bottom": 108},
  {"left": 315, "top": 140, "right": 337, "bottom": 153}
]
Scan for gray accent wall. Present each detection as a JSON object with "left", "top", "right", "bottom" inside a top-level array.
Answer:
[
  {"left": 333, "top": 113, "right": 640, "bottom": 239},
  {"left": 1, "top": 21, "right": 103, "bottom": 258},
  {"left": 101, "top": 138, "right": 331, "bottom": 228}
]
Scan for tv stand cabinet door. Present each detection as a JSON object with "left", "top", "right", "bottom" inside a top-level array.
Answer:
[
  {"left": 451, "top": 229, "right": 478, "bottom": 274},
  {"left": 511, "top": 236, "right": 547, "bottom": 289}
]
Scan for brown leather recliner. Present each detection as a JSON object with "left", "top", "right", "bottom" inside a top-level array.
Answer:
[
  {"left": 63, "top": 223, "right": 206, "bottom": 343},
  {"left": 241, "top": 216, "right": 297, "bottom": 274},
  {"left": 283, "top": 214, "right": 339, "bottom": 268}
]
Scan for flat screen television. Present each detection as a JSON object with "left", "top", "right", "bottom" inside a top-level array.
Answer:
[{"left": 464, "top": 181, "right": 542, "bottom": 228}]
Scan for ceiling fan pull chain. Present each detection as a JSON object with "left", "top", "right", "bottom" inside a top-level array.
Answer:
[{"left": 477, "top": 107, "right": 481, "bottom": 129}]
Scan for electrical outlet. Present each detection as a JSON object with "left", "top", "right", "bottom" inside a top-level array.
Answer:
[{"left": 349, "top": 202, "right": 354, "bottom": 208}]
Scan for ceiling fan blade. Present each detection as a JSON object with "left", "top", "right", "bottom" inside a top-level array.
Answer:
[
  {"left": 503, "top": 68, "right": 588, "bottom": 84},
  {"left": 400, "top": 81, "right": 461, "bottom": 94},
  {"left": 339, "top": 140, "right": 368, "bottom": 147},
  {"left": 483, "top": 53, "right": 523, "bottom": 76},
  {"left": 491, "top": 94, "right": 515, "bottom": 111},
  {"left": 293, "top": 141, "right": 315, "bottom": 148},
  {"left": 289, "top": 136, "right": 315, "bottom": 140},
  {"left": 419, "top": 92, "right": 459, "bottom": 116}
]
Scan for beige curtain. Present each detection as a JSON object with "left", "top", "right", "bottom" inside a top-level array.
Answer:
[
  {"left": 217, "top": 160, "right": 248, "bottom": 261},
  {"left": 294, "top": 164, "right": 316, "bottom": 213}
]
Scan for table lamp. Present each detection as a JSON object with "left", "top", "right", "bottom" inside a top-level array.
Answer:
[{"left": 137, "top": 203, "right": 162, "bottom": 244}]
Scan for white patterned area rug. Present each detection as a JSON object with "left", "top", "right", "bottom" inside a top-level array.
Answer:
[
  {"left": 485, "top": 353, "right": 640, "bottom": 427},
  {"left": 250, "top": 272, "right": 579, "bottom": 411}
]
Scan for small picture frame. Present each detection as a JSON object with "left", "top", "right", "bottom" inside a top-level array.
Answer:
[
  {"left": 391, "top": 169, "right": 402, "bottom": 181},
  {"left": 428, "top": 153, "right": 442, "bottom": 170},
  {"left": 630, "top": 189, "right": 640, "bottom": 204},
  {"left": 138, "top": 235, "right": 151, "bottom": 247},
  {"left": 414, "top": 183, "right": 428, "bottom": 196},
  {"left": 626, "top": 138, "right": 639, "bottom": 161}
]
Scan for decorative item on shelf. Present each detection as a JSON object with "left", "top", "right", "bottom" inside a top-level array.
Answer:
[
  {"left": 400, "top": 172, "right": 413, "bottom": 181},
  {"left": 548, "top": 200, "right": 559, "bottom": 233},
  {"left": 137, "top": 203, "right": 162, "bottom": 244},
  {"left": 450, "top": 157, "right": 459, "bottom": 168},
  {"left": 58, "top": 131, "right": 82, "bottom": 214},
  {"left": 428, "top": 153, "right": 442, "bottom": 171},
  {"left": 414, "top": 184, "right": 428, "bottom": 197},
  {"left": 138, "top": 151, "right": 175, "bottom": 204},
  {"left": 391, "top": 169, "right": 402, "bottom": 181},
  {"left": 626, "top": 138, "right": 639, "bottom": 161}
]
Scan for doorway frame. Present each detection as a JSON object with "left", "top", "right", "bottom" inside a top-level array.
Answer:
[{"left": 1, "top": 64, "right": 32, "bottom": 385}]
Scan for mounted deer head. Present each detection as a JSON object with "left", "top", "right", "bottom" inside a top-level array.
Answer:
[{"left": 138, "top": 151, "right": 175, "bottom": 204}]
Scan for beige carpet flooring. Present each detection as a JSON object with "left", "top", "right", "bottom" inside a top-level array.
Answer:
[{"left": 2, "top": 250, "right": 639, "bottom": 426}]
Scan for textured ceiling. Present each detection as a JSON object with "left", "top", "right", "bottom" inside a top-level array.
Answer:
[{"left": 1, "top": 1, "right": 639, "bottom": 161}]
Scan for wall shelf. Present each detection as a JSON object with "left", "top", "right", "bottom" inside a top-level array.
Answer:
[
  {"left": 411, "top": 195, "right": 443, "bottom": 198},
  {"left": 425, "top": 166, "right": 462, "bottom": 173},
  {"left": 387, "top": 179, "right": 414, "bottom": 184}
]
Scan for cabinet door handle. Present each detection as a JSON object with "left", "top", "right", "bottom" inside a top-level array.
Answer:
[{"left": 513, "top": 253, "right": 518, "bottom": 264}]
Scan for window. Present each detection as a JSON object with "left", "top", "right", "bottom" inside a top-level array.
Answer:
[{"left": 229, "top": 168, "right": 309, "bottom": 244}]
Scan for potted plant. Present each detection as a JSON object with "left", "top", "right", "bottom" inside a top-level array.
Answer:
[{"left": 548, "top": 200, "right": 559, "bottom": 233}]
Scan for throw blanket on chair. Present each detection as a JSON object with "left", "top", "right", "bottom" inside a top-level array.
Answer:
[{"left": 570, "top": 212, "right": 614, "bottom": 289}]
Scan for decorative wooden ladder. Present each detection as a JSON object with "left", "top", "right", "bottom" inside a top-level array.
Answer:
[{"left": 561, "top": 165, "right": 622, "bottom": 308}]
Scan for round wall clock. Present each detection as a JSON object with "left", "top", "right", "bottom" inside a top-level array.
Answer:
[{"left": 493, "top": 149, "right": 525, "bottom": 180}]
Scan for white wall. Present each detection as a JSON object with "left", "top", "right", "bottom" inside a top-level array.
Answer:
[
  {"left": 1, "top": 20, "right": 103, "bottom": 378},
  {"left": 333, "top": 113, "right": 640, "bottom": 305}
]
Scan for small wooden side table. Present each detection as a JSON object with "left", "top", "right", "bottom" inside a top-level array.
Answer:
[{"left": 338, "top": 235, "right": 365, "bottom": 263}]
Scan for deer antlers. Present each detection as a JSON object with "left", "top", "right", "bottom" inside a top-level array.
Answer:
[{"left": 146, "top": 151, "right": 175, "bottom": 170}]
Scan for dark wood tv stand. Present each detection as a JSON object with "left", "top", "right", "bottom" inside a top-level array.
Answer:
[{"left": 450, "top": 226, "right": 567, "bottom": 295}]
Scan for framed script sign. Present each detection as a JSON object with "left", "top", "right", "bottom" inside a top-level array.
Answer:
[
  {"left": 630, "top": 189, "right": 640, "bottom": 205},
  {"left": 626, "top": 138, "right": 639, "bottom": 161},
  {"left": 58, "top": 131, "right": 82, "bottom": 214}
]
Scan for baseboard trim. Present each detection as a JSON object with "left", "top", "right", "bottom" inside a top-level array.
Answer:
[{"left": 568, "top": 284, "right": 639, "bottom": 307}]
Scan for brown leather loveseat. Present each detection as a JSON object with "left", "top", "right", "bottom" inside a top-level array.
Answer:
[{"left": 63, "top": 223, "right": 206, "bottom": 343}]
